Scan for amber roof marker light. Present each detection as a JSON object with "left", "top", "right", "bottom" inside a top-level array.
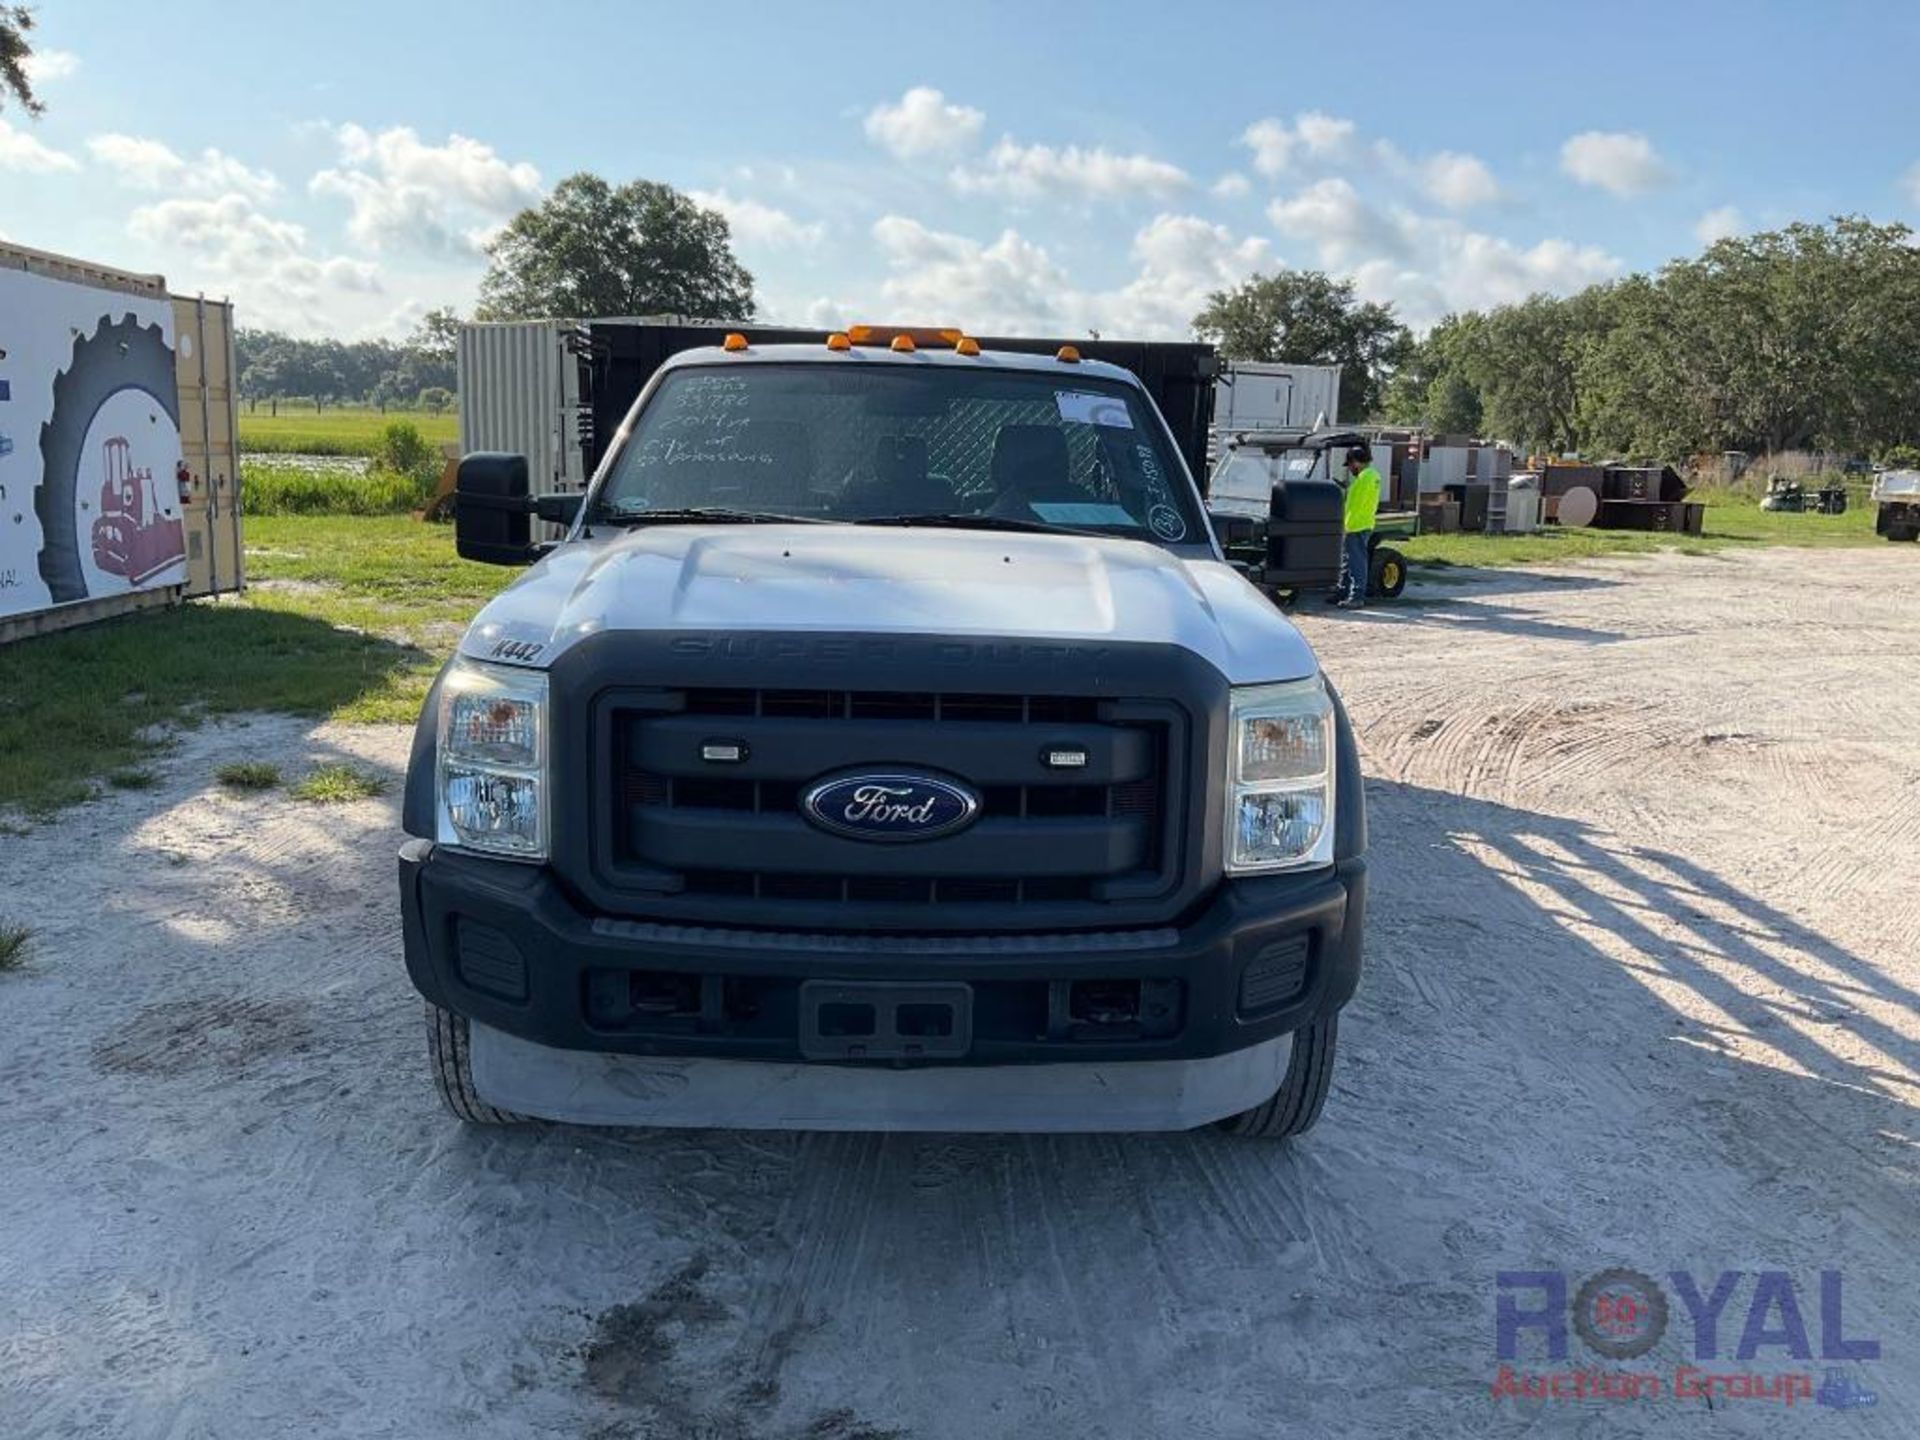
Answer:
[
  {"left": 955, "top": 336, "right": 981, "bottom": 356},
  {"left": 890, "top": 334, "right": 917, "bottom": 353},
  {"left": 1055, "top": 344, "right": 1082, "bottom": 364},
  {"left": 722, "top": 332, "right": 749, "bottom": 352},
  {"left": 847, "top": 325, "right": 965, "bottom": 349},
  {"left": 826, "top": 332, "right": 852, "bottom": 351}
]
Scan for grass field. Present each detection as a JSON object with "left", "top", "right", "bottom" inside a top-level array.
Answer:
[
  {"left": 0, "top": 517, "right": 510, "bottom": 816},
  {"left": 238, "top": 407, "right": 458, "bottom": 457},
  {"left": 1400, "top": 488, "right": 1879, "bottom": 569}
]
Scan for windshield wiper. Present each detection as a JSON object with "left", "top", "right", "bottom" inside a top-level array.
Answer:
[
  {"left": 854, "top": 512, "right": 1105, "bottom": 538},
  {"left": 593, "top": 506, "right": 829, "bottom": 527}
]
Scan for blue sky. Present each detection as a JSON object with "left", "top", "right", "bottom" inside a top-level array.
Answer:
[{"left": 7, "top": 0, "right": 1918, "bottom": 340}]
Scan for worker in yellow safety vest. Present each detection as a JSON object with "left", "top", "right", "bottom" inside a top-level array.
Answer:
[{"left": 1336, "top": 443, "right": 1381, "bottom": 609}]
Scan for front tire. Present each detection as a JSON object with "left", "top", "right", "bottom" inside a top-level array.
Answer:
[
  {"left": 1216, "top": 1016, "right": 1339, "bottom": 1139},
  {"left": 1369, "top": 546, "right": 1407, "bottom": 599},
  {"left": 425, "top": 1002, "right": 527, "bottom": 1125}
]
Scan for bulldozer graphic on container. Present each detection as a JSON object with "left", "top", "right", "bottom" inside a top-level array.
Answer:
[
  {"left": 90, "top": 435, "right": 184, "bottom": 585},
  {"left": 35, "top": 314, "right": 187, "bottom": 604}
]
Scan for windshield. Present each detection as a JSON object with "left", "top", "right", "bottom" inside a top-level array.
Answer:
[{"left": 593, "top": 362, "right": 1207, "bottom": 547}]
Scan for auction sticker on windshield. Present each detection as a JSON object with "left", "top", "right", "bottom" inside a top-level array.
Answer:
[
  {"left": 1030, "top": 501, "right": 1138, "bottom": 527},
  {"left": 1055, "top": 391, "right": 1134, "bottom": 428}
]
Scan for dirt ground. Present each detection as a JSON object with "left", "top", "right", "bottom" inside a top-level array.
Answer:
[{"left": 3, "top": 546, "right": 1915, "bottom": 1438}]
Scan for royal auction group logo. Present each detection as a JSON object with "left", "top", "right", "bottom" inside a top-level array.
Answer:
[{"left": 1494, "top": 1269, "right": 1880, "bottom": 1410}]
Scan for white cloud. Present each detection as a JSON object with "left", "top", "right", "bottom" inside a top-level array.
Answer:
[
  {"left": 1416, "top": 230, "right": 1620, "bottom": 316},
  {"left": 1091, "top": 214, "right": 1271, "bottom": 336},
  {"left": 23, "top": 49, "right": 79, "bottom": 83},
  {"left": 88, "top": 133, "right": 280, "bottom": 201},
  {"left": 1239, "top": 112, "right": 1357, "bottom": 176},
  {"left": 863, "top": 86, "right": 985, "bottom": 159},
  {"left": 687, "top": 188, "right": 824, "bottom": 250},
  {"left": 1266, "top": 178, "right": 1620, "bottom": 327},
  {"left": 1240, "top": 119, "right": 1295, "bottom": 178},
  {"left": 1211, "top": 171, "right": 1251, "bottom": 199},
  {"left": 871, "top": 215, "right": 1068, "bottom": 332},
  {"left": 1267, "top": 179, "right": 1402, "bottom": 267},
  {"left": 127, "top": 192, "right": 382, "bottom": 336},
  {"left": 310, "top": 124, "right": 543, "bottom": 255},
  {"left": 869, "top": 211, "right": 1267, "bottom": 339},
  {"left": 1560, "top": 130, "right": 1672, "bottom": 196},
  {"left": 1421, "top": 151, "right": 1500, "bottom": 210},
  {"left": 1295, "top": 112, "right": 1356, "bottom": 160},
  {"left": 950, "top": 138, "right": 1188, "bottom": 201},
  {"left": 1694, "top": 205, "right": 1745, "bottom": 246},
  {"left": 0, "top": 117, "right": 78, "bottom": 173}
]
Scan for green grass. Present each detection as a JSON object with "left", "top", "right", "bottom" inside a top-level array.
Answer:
[
  {"left": 244, "top": 514, "right": 509, "bottom": 649},
  {"left": 241, "top": 461, "right": 439, "bottom": 516},
  {"left": 291, "top": 764, "right": 389, "bottom": 804},
  {"left": 239, "top": 407, "right": 457, "bottom": 457},
  {"left": 1401, "top": 488, "right": 1880, "bottom": 571},
  {"left": 0, "top": 515, "right": 514, "bottom": 816},
  {"left": 107, "top": 768, "right": 160, "bottom": 790},
  {"left": 0, "top": 923, "right": 30, "bottom": 972},
  {"left": 217, "top": 761, "right": 282, "bottom": 791}
]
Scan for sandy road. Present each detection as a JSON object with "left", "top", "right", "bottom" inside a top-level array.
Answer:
[{"left": 3, "top": 545, "right": 1916, "bottom": 1438}]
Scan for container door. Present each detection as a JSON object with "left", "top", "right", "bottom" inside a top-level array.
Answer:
[{"left": 171, "top": 294, "right": 242, "bottom": 598}]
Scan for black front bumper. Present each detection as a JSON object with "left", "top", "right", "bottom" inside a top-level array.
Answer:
[{"left": 398, "top": 840, "right": 1366, "bottom": 1067}]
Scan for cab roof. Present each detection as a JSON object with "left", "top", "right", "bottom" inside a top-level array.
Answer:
[{"left": 656, "top": 340, "right": 1142, "bottom": 388}]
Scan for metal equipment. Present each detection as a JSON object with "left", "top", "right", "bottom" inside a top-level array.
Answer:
[{"left": 1206, "top": 427, "right": 1412, "bottom": 603}]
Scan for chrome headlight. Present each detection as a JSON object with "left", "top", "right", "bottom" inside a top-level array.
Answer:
[
  {"left": 437, "top": 658, "right": 548, "bottom": 859},
  {"left": 1225, "top": 677, "right": 1335, "bottom": 873}
]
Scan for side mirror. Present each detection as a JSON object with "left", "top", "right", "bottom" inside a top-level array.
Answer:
[{"left": 455, "top": 453, "right": 580, "bottom": 564}]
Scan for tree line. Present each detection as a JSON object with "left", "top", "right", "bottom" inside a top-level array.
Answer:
[
  {"left": 236, "top": 309, "right": 458, "bottom": 410},
  {"left": 1196, "top": 216, "right": 1920, "bottom": 462}
]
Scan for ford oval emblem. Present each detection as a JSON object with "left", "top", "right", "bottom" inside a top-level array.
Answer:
[{"left": 801, "top": 771, "right": 982, "bottom": 843}]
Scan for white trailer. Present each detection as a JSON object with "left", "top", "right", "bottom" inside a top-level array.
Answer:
[
  {"left": 456, "top": 321, "right": 595, "bottom": 499},
  {"left": 1211, "top": 361, "right": 1341, "bottom": 441}
]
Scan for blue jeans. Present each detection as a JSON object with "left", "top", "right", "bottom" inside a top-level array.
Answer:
[{"left": 1339, "top": 531, "right": 1371, "bottom": 604}]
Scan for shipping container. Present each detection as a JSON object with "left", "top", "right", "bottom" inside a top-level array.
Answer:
[
  {"left": 1210, "top": 361, "right": 1341, "bottom": 438},
  {"left": 456, "top": 320, "right": 601, "bottom": 498},
  {"left": 0, "top": 241, "right": 242, "bottom": 644}
]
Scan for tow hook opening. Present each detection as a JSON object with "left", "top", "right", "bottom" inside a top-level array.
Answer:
[{"left": 1070, "top": 979, "right": 1141, "bottom": 1026}]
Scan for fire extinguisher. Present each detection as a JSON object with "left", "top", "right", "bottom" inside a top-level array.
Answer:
[{"left": 176, "top": 461, "right": 194, "bottom": 508}]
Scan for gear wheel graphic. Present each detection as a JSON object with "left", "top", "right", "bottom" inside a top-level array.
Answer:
[{"left": 35, "top": 314, "right": 180, "bottom": 604}]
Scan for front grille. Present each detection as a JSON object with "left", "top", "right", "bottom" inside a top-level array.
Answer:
[{"left": 601, "top": 686, "right": 1186, "bottom": 927}]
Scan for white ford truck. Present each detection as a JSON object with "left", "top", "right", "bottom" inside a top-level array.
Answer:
[{"left": 398, "top": 326, "right": 1366, "bottom": 1136}]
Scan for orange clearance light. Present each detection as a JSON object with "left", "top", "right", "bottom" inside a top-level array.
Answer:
[
  {"left": 1056, "top": 344, "right": 1082, "bottom": 363},
  {"left": 847, "top": 324, "right": 965, "bottom": 349},
  {"left": 722, "top": 332, "right": 749, "bottom": 352},
  {"left": 826, "top": 332, "right": 852, "bottom": 351},
  {"left": 890, "top": 333, "right": 917, "bottom": 353},
  {"left": 955, "top": 336, "right": 981, "bottom": 356}
]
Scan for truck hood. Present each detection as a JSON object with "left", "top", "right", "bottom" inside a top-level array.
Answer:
[{"left": 461, "top": 525, "right": 1317, "bottom": 685}]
